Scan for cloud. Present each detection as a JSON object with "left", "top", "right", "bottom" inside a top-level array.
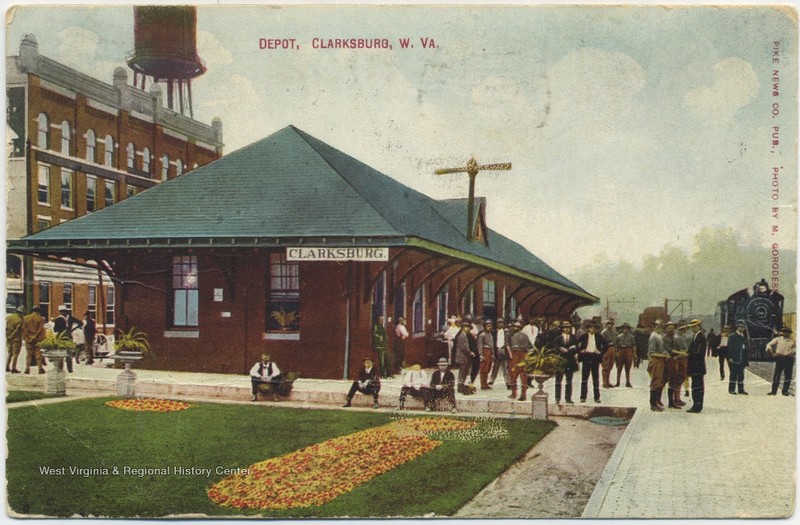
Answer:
[
  {"left": 197, "top": 30, "right": 233, "bottom": 67},
  {"left": 684, "top": 57, "right": 759, "bottom": 123},
  {"left": 57, "top": 26, "right": 99, "bottom": 65}
]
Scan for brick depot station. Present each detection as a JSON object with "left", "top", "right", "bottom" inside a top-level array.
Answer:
[{"left": 10, "top": 126, "right": 598, "bottom": 379}]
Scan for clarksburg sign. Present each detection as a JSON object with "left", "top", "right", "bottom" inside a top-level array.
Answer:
[{"left": 286, "top": 247, "right": 389, "bottom": 261}]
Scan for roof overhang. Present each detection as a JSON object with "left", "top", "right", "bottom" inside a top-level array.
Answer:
[{"left": 9, "top": 234, "right": 599, "bottom": 305}]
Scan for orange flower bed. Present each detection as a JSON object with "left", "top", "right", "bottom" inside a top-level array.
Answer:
[
  {"left": 208, "top": 417, "right": 477, "bottom": 510},
  {"left": 105, "top": 398, "right": 191, "bottom": 412}
]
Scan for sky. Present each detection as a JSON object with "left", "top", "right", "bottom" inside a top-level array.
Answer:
[{"left": 4, "top": 2, "right": 798, "bottom": 279}]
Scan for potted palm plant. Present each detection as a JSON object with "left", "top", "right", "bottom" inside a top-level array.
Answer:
[
  {"left": 515, "top": 346, "right": 566, "bottom": 393},
  {"left": 270, "top": 308, "right": 299, "bottom": 331}
]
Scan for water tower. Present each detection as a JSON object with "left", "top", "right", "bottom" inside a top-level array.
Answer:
[{"left": 126, "top": 6, "right": 206, "bottom": 117}]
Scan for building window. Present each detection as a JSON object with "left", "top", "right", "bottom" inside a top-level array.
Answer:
[
  {"left": 86, "top": 176, "right": 96, "bottom": 212},
  {"left": 161, "top": 154, "right": 169, "bottom": 181},
  {"left": 6, "top": 255, "right": 21, "bottom": 278},
  {"left": 60, "top": 121, "right": 71, "bottom": 155},
  {"left": 85, "top": 129, "right": 96, "bottom": 162},
  {"left": 104, "top": 180, "right": 115, "bottom": 207},
  {"left": 142, "top": 147, "right": 151, "bottom": 175},
  {"left": 63, "top": 283, "right": 73, "bottom": 312},
  {"left": 126, "top": 143, "right": 135, "bottom": 170},
  {"left": 437, "top": 290, "right": 449, "bottom": 331},
  {"left": 105, "top": 286, "right": 115, "bottom": 326},
  {"left": 60, "top": 169, "right": 74, "bottom": 209},
  {"left": 509, "top": 296, "right": 517, "bottom": 321},
  {"left": 482, "top": 279, "right": 496, "bottom": 321},
  {"left": 462, "top": 285, "right": 475, "bottom": 317},
  {"left": 37, "top": 217, "right": 51, "bottom": 231},
  {"left": 38, "top": 281, "right": 50, "bottom": 318},
  {"left": 267, "top": 253, "right": 300, "bottom": 332},
  {"left": 37, "top": 164, "right": 50, "bottom": 205},
  {"left": 412, "top": 285, "right": 425, "bottom": 335},
  {"left": 37, "top": 113, "right": 49, "bottom": 149},
  {"left": 371, "top": 271, "right": 386, "bottom": 322},
  {"left": 171, "top": 256, "right": 198, "bottom": 327},
  {"left": 393, "top": 281, "right": 406, "bottom": 322},
  {"left": 87, "top": 284, "right": 97, "bottom": 316},
  {"left": 176, "top": 159, "right": 183, "bottom": 176},
  {"left": 104, "top": 135, "right": 114, "bottom": 167}
]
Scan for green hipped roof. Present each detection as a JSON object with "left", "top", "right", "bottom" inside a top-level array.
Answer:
[{"left": 13, "top": 125, "right": 595, "bottom": 301}]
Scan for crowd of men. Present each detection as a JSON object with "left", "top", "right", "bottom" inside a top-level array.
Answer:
[
  {"left": 5, "top": 304, "right": 98, "bottom": 375},
  {"left": 361, "top": 312, "right": 796, "bottom": 412}
]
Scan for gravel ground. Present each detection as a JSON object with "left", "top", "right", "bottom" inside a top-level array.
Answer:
[{"left": 454, "top": 416, "right": 626, "bottom": 518}]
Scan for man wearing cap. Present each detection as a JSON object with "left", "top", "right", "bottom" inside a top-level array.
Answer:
[
  {"left": 677, "top": 320, "right": 692, "bottom": 397},
  {"left": 399, "top": 364, "right": 429, "bottom": 410},
  {"left": 577, "top": 322, "right": 607, "bottom": 403},
  {"left": 553, "top": 321, "right": 578, "bottom": 404},
  {"left": 6, "top": 306, "right": 25, "bottom": 373},
  {"left": 766, "top": 327, "right": 795, "bottom": 396},
  {"left": 453, "top": 321, "right": 476, "bottom": 394},
  {"left": 490, "top": 318, "right": 511, "bottom": 389},
  {"left": 22, "top": 306, "right": 46, "bottom": 374},
  {"left": 647, "top": 320, "right": 669, "bottom": 411},
  {"left": 600, "top": 319, "right": 617, "bottom": 389},
  {"left": 663, "top": 321, "right": 686, "bottom": 409},
  {"left": 476, "top": 319, "right": 495, "bottom": 390},
  {"left": 717, "top": 326, "right": 731, "bottom": 380},
  {"left": 686, "top": 319, "right": 707, "bottom": 413},
  {"left": 509, "top": 320, "right": 534, "bottom": 401},
  {"left": 615, "top": 323, "right": 635, "bottom": 387},
  {"left": 343, "top": 357, "right": 381, "bottom": 408},
  {"left": 429, "top": 358, "right": 456, "bottom": 412},
  {"left": 54, "top": 305, "right": 82, "bottom": 373},
  {"left": 727, "top": 322, "right": 749, "bottom": 395}
]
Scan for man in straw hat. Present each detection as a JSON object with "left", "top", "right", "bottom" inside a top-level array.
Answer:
[
  {"left": 399, "top": 363, "right": 429, "bottom": 410},
  {"left": 686, "top": 319, "right": 707, "bottom": 413},
  {"left": 428, "top": 357, "right": 456, "bottom": 412},
  {"left": 508, "top": 320, "right": 534, "bottom": 401},
  {"left": 766, "top": 326, "right": 795, "bottom": 396}
]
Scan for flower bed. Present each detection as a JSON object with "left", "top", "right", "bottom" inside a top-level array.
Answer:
[
  {"left": 208, "top": 417, "right": 477, "bottom": 510},
  {"left": 105, "top": 398, "right": 191, "bottom": 412}
]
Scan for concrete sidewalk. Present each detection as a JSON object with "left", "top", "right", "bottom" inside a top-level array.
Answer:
[{"left": 582, "top": 357, "right": 796, "bottom": 518}]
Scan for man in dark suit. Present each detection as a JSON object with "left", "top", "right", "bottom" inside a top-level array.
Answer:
[
  {"left": 343, "top": 357, "right": 381, "bottom": 408},
  {"left": 686, "top": 319, "right": 707, "bottom": 413},
  {"left": 489, "top": 318, "right": 511, "bottom": 389},
  {"left": 53, "top": 305, "right": 82, "bottom": 373},
  {"left": 576, "top": 322, "right": 607, "bottom": 403},
  {"left": 552, "top": 321, "right": 579, "bottom": 404},
  {"left": 428, "top": 358, "right": 456, "bottom": 412},
  {"left": 727, "top": 322, "right": 749, "bottom": 395}
]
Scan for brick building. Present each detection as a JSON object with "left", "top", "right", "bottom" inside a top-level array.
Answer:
[
  {"left": 6, "top": 34, "right": 223, "bottom": 329},
  {"left": 10, "top": 126, "right": 597, "bottom": 379}
]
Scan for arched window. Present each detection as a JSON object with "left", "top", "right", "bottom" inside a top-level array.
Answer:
[
  {"left": 104, "top": 135, "right": 114, "bottom": 167},
  {"left": 142, "top": 147, "right": 151, "bottom": 174},
  {"left": 60, "top": 121, "right": 71, "bottom": 155},
  {"left": 36, "top": 113, "right": 49, "bottom": 149},
  {"left": 85, "top": 129, "right": 96, "bottom": 162},
  {"left": 161, "top": 153, "right": 169, "bottom": 181},
  {"left": 175, "top": 159, "right": 183, "bottom": 176},
  {"left": 126, "top": 143, "right": 135, "bottom": 170}
]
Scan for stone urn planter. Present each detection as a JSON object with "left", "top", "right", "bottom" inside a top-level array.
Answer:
[
  {"left": 40, "top": 348, "right": 68, "bottom": 397},
  {"left": 528, "top": 372, "right": 552, "bottom": 420},
  {"left": 113, "top": 350, "right": 144, "bottom": 398}
]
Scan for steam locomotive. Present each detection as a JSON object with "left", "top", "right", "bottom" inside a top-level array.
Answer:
[{"left": 716, "top": 278, "right": 784, "bottom": 360}]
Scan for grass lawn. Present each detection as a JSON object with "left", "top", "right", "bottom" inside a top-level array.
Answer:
[
  {"left": 6, "top": 390, "right": 51, "bottom": 403},
  {"left": 7, "top": 397, "right": 555, "bottom": 518}
]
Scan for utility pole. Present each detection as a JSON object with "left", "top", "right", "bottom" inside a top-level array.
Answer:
[
  {"left": 665, "top": 298, "right": 693, "bottom": 319},
  {"left": 435, "top": 158, "right": 511, "bottom": 241}
]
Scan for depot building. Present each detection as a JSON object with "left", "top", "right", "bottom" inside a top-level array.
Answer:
[{"left": 9, "top": 126, "right": 597, "bottom": 379}]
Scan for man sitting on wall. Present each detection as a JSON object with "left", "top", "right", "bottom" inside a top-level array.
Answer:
[
  {"left": 428, "top": 358, "right": 456, "bottom": 412},
  {"left": 343, "top": 357, "right": 381, "bottom": 409},
  {"left": 249, "top": 353, "right": 282, "bottom": 401},
  {"left": 399, "top": 364, "right": 429, "bottom": 410}
]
